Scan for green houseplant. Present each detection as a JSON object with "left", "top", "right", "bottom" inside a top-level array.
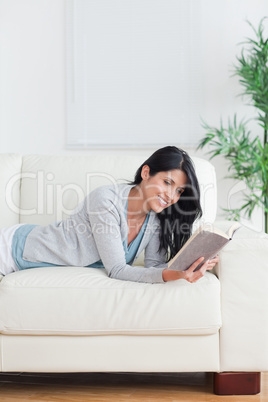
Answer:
[{"left": 198, "top": 18, "right": 268, "bottom": 233}]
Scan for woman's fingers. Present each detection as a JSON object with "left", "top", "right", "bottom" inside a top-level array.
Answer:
[
  {"left": 184, "top": 257, "right": 205, "bottom": 283},
  {"left": 187, "top": 257, "right": 204, "bottom": 272},
  {"left": 205, "top": 255, "right": 220, "bottom": 270},
  {"left": 183, "top": 255, "right": 220, "bottom": 283}
]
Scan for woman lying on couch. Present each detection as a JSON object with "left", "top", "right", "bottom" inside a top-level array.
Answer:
[{"left": 0, "top": 146, "right": 219, "bottom": 283}]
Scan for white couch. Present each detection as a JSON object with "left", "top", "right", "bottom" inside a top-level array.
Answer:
[{"left": 0, "top": 153, "right": 267, "bottom": 395}]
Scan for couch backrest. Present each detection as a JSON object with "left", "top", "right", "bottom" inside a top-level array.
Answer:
[
  {"left": 0, "top": 154, "right": 217, "bottom": 228},
  {"left": 0, "top": 154, "right": 22, "bottom": 228}
]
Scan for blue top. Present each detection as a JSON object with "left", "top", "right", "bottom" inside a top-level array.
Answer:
[
  {"left": 12, "top": 224, "right": 59, "bottom": 270},
  {"left": 12, "top": 200, "right": 149, "bottom": 271},
  {"left": 123, "top": 200, "right": 150, "bottom": 264}
]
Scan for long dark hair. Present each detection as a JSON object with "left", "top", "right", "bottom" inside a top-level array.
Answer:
[{"left": 131, "top": 146, "right": 202, "bottom": 261}]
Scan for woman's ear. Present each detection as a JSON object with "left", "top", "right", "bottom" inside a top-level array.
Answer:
[{"left": 141, "top": 165, "right": 150, "bottom": 180}]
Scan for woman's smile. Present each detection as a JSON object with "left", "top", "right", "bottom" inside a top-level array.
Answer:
[{"left": 157, "top": 195, "right": 168, "bottom": 207}]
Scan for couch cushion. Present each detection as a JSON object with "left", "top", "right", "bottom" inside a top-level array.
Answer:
[{"left": 0, "top": 268, "right": 221, "bottom": 336}]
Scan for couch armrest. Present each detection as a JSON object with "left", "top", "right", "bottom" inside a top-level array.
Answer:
[{"left": 214, "top": 221, "right": 268, "bottom": 372}]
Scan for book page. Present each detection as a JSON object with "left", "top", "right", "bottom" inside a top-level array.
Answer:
[{"left": 227, "top": 222, "right": 241, "bottom": 238}]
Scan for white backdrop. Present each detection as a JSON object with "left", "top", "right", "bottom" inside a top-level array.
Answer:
[{"left": 0, "top": 0, "right": 267, "bottom": 153}]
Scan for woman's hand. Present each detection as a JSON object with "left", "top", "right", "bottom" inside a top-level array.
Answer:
[
  {"left": 162, "top": 255, "right": 220, "bottom": 283},
  {"left": 205, "top": 255, "right": 220, "bottom": 271}
]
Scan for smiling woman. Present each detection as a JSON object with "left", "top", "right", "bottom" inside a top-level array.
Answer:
[
  {"left": 0, "top": 146, "right": 217, "bottom": 284},
  {"left": 129, "top": 146, "right": 202, "bottom": 261}
]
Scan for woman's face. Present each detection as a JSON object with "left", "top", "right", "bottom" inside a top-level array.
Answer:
[{"left": 141, "top": 166, "right": 188, "bottom": 213}]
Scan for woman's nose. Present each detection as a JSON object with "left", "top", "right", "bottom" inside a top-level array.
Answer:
[{"left": 166, "top": 187, "right": 175, "bottom": 201}]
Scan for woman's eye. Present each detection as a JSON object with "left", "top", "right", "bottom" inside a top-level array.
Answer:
[{"left": 164, "top": 180, "right": 171, "bottom": 185}]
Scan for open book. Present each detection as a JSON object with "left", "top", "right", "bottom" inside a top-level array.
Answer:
[{"left": 168, "top": 222, "right": 241, "bottom": 271}]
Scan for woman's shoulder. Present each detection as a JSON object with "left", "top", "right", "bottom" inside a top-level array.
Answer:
[
  {"left": 90, "top": 182, "right": 132, "bottom": 198},
  {"left": 87, "top": 183, "right": 133, "bottom": 209}
]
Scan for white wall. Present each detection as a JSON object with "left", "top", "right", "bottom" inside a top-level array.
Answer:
[
  {"left": 0, "top": 0, "right": 66, "bottom": 154},
  {"left": 0, "top": 0, "right": 267, "bottom": 230}
]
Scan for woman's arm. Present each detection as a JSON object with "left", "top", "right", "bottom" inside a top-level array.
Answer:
[
  {"left": 87, "top": 186, "right": 219, "bottom": 284},
  {"left": 87, "top": 188, "right": 165, "bottom": 283}
]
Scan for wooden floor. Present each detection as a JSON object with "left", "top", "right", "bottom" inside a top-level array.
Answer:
[{"left": 0, "top": 372, "right": 267, "bottom": 401}]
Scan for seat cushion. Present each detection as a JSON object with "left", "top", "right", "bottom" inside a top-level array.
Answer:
[{"left": 0, "top": 267, "right": 221, "bottom": 336}]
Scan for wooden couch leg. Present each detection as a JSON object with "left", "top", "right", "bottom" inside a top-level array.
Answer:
[{"left": 214, "top": 372, "right": 261, "bottom": 395}]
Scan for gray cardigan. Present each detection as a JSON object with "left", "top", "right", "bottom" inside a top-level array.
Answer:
[{"left": 22, "top": 183, "right": 167, "bottom": 283}]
